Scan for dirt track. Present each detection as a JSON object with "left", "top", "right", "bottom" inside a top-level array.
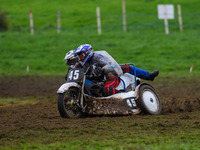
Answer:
[
  {"left": 0, "top": 76, "right": 200, "bottom": 147},
  {"left": 0, "top": 75, "right": 200, "bottom": 113}
]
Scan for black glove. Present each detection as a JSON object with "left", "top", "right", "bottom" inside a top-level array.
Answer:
[{"left": 90, "top": 65, "right": 103, "bottom": 78}]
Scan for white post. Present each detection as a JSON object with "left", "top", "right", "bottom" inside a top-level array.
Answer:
[
  {"left": 57, "top": 10, "right": 61, "bottom": 34},
  {"left": 26, "top": 63, "right": 30, "bottom": 72},
  {"left": 177, "top": 4, "right": 183, "bottom": 31},
  {"left": 122, "top": 0, "right": 127, "bottom": 32},
  {"left": 29, "top": 10, "right": 34, "bottom": 35},
  {"left": 164, "top": 5, "right": 169, "bottom": 35},
  {"left": 96, "top": 6, "right": 102, "bottom": 35}
]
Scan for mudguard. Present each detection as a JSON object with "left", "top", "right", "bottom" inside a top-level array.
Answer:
[{"left": 57, "top": 82, "right": 80, "bottom": 93}]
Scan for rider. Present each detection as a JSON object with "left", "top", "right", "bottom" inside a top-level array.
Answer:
[{"left": 64, "top": 44, "right": 159, "bottom": 96}]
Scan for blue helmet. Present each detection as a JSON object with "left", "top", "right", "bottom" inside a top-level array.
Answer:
[{"left": 73, "top": 44, "right": 94, "bottom": 66}]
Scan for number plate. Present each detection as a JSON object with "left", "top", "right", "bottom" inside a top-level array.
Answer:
[
  {"left": 67, "top": 68, "right": 84, "bottom": 82},
  {"left": 124, "top": 97, "right": 137, "bottom": 110}
]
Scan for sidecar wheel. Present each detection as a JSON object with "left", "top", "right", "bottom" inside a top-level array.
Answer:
[
  {"left": 57, "top": 87, "right": 85, "bottom": 118},
  {"left": 137, "top": 84, "right": 162, "bottom": 115}
]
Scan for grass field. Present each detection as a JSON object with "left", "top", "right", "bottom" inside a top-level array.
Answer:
[
  {"left": 0, "top": 0, "right": 200, "bottom": 76},
  {"left": 0, "top": 0, "right": 200, "bottom": 75},
  {"left": 0, "top": 29, "right": 200, "bottom": 76},
  {"left": 1, "top": 0, "right": 200, "bottom": 29}
]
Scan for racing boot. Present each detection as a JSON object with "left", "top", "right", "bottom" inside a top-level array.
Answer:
[{"left": 148, "top": 70, "right": 159, "bottom": 81}]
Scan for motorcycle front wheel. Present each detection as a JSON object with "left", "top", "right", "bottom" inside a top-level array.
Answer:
[
  {"left": 57, "top": 87, "right": 84, "bottom": 118},
  {"left": 137, "top": 84, "right": 162, "bottom": 115}
]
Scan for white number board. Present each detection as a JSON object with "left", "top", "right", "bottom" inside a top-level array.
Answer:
[{"left": 158, "top": 4, "right": 174, "bottom": 19}]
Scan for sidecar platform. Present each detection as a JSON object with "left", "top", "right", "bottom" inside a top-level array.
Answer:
[{"left": 85, "top": 91, "right": 141, "bottom": 116}]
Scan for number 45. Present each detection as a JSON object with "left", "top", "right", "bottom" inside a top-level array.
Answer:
[{"left": 68, "top": 70, "right": 79, "bottom": 80}]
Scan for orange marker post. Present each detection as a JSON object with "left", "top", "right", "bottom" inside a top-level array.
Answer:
[
  {"left": 189, "top": 64, "right": 193, "bottom": 72},
  {"left": 27, "top": 63, "right": 30, "bottom": 72}
]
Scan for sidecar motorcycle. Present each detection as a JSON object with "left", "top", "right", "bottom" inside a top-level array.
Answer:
[{"left": 57, "top": 62, "right": 162, "bottom": 118}]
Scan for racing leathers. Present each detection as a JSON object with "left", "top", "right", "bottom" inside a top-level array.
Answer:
[{"left": 84, "top": 51, "right": 123, "bottom": 96}]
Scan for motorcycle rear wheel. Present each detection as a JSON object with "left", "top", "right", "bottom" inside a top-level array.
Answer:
[
  {"left": 57, "top": 87, "right": 84, "bottom": 118},
  {"left": 137, "top": 84, "right": 162, "bottom": 115}
]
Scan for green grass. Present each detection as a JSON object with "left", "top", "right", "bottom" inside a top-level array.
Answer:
[
  {"left": 0, "top": 29, "right": 200, "bottom": 76},
  {"left": 6, "top": 134, "right": 200, "bottom": 150},
  {"left": 0, "top": 97, "right": 48, "bottom": 106},
  {"left": 1, "top": 0, "right": 200, "bottom": 29},
  {"left": 0, "top": 0, "right": 200, "bottom": 76},
  {"left": 0, "top": 97, "right": 35, "bottom": 106}
]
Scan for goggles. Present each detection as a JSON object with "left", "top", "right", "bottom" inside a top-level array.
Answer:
[{"left": 77, "top": 51, "right": 86, "bottom": 60}]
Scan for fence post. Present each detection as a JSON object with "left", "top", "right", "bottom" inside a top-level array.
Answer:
[
  {"left": 57, "top": 10, "right": 61, "bottom": 34},
  {"left": 26, "top": 63, "right": 30, "bottom": 72},
  {"left": 122, "top": 0, "right": 127, "bottom": 32},
  {"left": 96, "top": 6, "right": 102, "bottom": 35},
  {"left": 29, "top": 10, "right": 34, "bottom": 35},
  {"left": 177, "top": 4, "right": 183, "bottom": 31},
  {"left": 164, "top": 5, "right": 169, "bottom": 35}
]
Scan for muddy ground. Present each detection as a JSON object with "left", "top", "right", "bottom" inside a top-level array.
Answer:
[{"left": 0, "top": 76, "right": 200, "bottom": 148}]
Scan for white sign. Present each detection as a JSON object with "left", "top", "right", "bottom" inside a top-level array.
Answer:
[{"left": 158, "top": 5, "right": 174, "bottom": 19}]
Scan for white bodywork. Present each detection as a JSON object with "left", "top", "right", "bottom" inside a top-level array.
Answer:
[
  {"left": 116, "top": 73, "right": 139, "bottom": 91},
  {"left": 106, "top": 90, "right": 136, "bottom": 99},
  {"left": 57, "top": 82, "right": 80, "bottom": 93}
]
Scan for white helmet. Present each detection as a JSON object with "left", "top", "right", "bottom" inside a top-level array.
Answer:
[
  {"left": 64, "top": 50, "right": 74, "bottom": 60},
  {"left": 64, "top": 50, "right": 79, "bottom": 68}
]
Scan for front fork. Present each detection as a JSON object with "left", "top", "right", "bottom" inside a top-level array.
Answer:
[{"left": 79, "top": 67, "right": 90, "bottom": 112}]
